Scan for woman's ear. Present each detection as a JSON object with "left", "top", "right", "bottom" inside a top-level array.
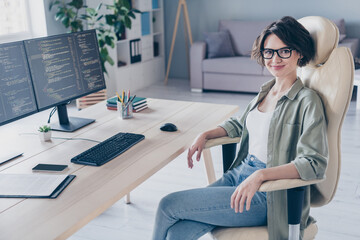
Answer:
[{"left": 297, "top": 54, "right": 304, "bottom": 66}]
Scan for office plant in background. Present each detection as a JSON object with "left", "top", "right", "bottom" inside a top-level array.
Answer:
[{"left": 49, "top": 0, "right": 140, "bottom": 74}]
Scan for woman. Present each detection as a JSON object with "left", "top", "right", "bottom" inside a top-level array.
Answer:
[{"left": 152, "top": 16, "right": 328, "bottom": 240}]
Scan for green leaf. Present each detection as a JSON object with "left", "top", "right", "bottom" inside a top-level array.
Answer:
[
  {"left": 68, "top": 9, "right": 76, "bottom": 19},
  {"left": 99, "top": 39, "right": 105, "bottom": 48},
  {"left": 124, "top": 16, "right": 131, "bottom": 28},
  {"left": 49, "top": 0, "right": 60, "bottom": 11},
  {"left": 123, "top": 0, "right": 131, "bottom": 10},
  {"left": 55, "top": 12, "right": 65, "bottom": 21},
  {"left": 105, "top": 15, "right": 116, "bottom": 25},
  {"left": 96, "top": 15, "right": 104, "bottom": 21},
  {"left": 105, "top": 35, "right": 113, "bottom": 46},
  {"left": 100, "top": 48, "right": 109, "bottom": 59},
  {"left": 80, "top": 14, "right": 91, "bottom": 20},
  {"left": 119, "top": 9, "right": 127, "bottom": 16},
  {"left": 128, "top": 12, "right": 135, "bottom": 19},
  {"left": 62, "top": 17, "right": 70, "bottom": 28},
  {"left": 96, "top": 3, "right": 102, "bottom": 12},
  {"left": 86, "top": 8, "right": 96, "bottom": 16},
  {"left": 106, "top": 55, "right": 114, "bottom": 65},
  {"left": 68, "top": 0, "right": 83, "bottom": 9}
]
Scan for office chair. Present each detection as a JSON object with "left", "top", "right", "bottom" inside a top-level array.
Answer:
[{"left": 201, "top": 16, "right": 354, "bottom": 240}]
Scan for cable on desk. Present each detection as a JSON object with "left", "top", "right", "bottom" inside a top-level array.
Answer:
[
  {"left": 52, "top": 137, "right": 101, "bottom": 143},
  {"left": 18, "top": 133, "right": 101, "bottom": 143},
  {"left": 47, "top": 101, "right": 71, "bottom": 123}
]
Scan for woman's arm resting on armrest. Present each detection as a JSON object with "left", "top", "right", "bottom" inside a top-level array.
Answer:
[
  {"left": 204, "top": 137, "right": 241, "bottom": 149},
  {"left": 187, "top": 127, "right": 228, "bottom": 168},
  {"left": 231, "top": 163, "right": 300, "bottom": 213}
]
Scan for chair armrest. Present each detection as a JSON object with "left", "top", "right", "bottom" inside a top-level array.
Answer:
[
  {"left": 190, "top": 41, "right": 206, "bottom": 91},
  {"left": 259, "top": 178, "right": 323, "bottom": 192},
  {"left": 204, "top": 137, "right": 323, "bottom": 192},
  {"left": 204, "top": 137, "right": 240, "bottom": 149}
]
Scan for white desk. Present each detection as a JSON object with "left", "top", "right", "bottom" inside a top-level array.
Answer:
[{"left": 0, "top": 98, "right": 238, "bottom": 240}]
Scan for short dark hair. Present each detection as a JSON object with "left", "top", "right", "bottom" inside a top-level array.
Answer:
[{"left": 251, "top": 16, "right": 315, "bottom": 67}]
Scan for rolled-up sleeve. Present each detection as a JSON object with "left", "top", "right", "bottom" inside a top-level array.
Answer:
[{"left": 218, "top": 116, "right": 243, "bottom": 138}]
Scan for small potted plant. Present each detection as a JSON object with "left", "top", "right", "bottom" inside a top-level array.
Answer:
[{"left": 38, "top": 125, "right": 52, "bottom": 142}]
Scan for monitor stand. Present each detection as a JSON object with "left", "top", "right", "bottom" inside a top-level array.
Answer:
[{"left": 51, "top": 104, "right": 95, "bottom": 132}]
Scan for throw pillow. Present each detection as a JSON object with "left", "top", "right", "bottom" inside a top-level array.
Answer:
[
  {"left": 203, "top": 30, "right": 235, "bottom": 58},
  {"left": 339, "top": 34, "right": 346, "bottom": 43}
]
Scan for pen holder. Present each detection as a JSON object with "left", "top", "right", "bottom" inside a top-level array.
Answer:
[{"left": 118, "top": 101, "right": 133, "bottom": 119}]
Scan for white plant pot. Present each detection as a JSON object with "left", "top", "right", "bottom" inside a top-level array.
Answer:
[{"left": 39, "top": 131, "right": 52, "bottom": 142}]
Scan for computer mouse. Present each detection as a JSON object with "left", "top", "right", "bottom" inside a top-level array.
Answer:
[{"left": 160, "top": 123, "right": 178, "bottom": 132}]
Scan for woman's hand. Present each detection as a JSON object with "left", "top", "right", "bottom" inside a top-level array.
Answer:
[
  {"left": 231, "top": 170, "right": 264, "bottom": 213},
  {"left": 187, "top": 133, "right": 207, "bottom": 169}
]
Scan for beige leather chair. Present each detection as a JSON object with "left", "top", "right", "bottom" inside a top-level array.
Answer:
[{"left": 201, "top": 16, "right": 354, "bottom": 240}]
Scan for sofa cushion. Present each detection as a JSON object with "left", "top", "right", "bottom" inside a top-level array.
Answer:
[
  {"left": 203, "top": 30, "right": 235, "bottom": 58},
  {"left": 203, "top": 56, "right": 263, "bottom": 75},
  {"left": 339, "top": 34, "right": 346, "bottom": 43},
  {"left": 219, "top": 20, "right": 273, "bottom": 56},
  {"left": 332, "top": 18, "right": 346, "bottom": 35},
  {"left": 339, "top": 38, "right": 359, "bottom": 57}
]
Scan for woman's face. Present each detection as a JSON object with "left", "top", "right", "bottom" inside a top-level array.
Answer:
[{"left": 263, "top": 34, "right": 301, "bottom": 81}]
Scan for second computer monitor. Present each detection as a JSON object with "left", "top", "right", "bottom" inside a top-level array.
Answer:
[
  {"left": 24, "top": 30, "right": 106, "bottom": 131},
  {"left": 24, "top": 30, "right": 105, "bottom": 110}
]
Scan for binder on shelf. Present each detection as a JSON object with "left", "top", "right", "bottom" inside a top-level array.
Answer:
[
  {"left": 152, "top": 0, "right": 159, "bottom": 9},
  {"left": 0, "top": 174, "right": 76, "bottom": 199},
  {"left": 130, "top": 39, "right": 142, "bottom": 63},
  {"left": 141, "top": 12, "right": 151, "bottom": 36}
]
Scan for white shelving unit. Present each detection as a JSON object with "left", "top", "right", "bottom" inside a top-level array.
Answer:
[
  {"left": 86, "top": 0, "right": 164, "bottom": 98},
  {"left": 108, "top": 0, "right": 165, "bottom": 97}
]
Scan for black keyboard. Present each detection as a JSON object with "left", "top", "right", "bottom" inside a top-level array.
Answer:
[{"left": 71, "top": 132, "right": 145, "bottom": 166}]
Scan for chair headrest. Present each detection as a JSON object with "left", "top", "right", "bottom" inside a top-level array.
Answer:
[{"left": 298, "top": 16, "right": 339, "bottom": 66}]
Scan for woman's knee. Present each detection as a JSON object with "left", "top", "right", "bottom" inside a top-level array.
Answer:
[{"left": 158, "top": 191, "right": 183, "bottom": 216}]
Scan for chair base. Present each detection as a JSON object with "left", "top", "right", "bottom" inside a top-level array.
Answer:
[{"left": 211, "top": 223, "right": 318, "bottom": 240}]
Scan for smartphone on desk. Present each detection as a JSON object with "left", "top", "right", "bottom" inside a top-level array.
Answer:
[{"left": 32, "top": 163, "right": 68, "bottom": 172}]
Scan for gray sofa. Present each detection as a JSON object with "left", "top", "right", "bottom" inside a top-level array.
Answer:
[{"left": 190, "top": 19, "right": 359, "bottom": 93}]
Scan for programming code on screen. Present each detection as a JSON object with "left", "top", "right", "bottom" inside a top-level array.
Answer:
[
  {"left": 24, "top": 31, "right": 105, "bottom": 110},
  {"left": 0, "top": 42, "right": 37, "bottom": 124}
]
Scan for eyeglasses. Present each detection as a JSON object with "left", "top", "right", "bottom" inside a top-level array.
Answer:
[{"left": 261, "top": 47, "right": 294, "bottom": 59}]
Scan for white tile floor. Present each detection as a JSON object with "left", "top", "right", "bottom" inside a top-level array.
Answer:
[{"left": 69, "top": 78, "right": 360, "bottom": 240}]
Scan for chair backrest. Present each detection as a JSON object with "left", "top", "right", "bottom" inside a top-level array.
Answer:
[{"left": 297, "top": 16, "right": 354, "bottom": 207}]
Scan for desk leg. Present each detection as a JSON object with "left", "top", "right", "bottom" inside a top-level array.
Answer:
[{"left": 125, "top": 193, "right": 131, "bottom": 204}]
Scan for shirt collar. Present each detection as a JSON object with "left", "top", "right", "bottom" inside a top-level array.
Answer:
[{"left": 258, "top": 77, "right": 304, "bottom": 101}]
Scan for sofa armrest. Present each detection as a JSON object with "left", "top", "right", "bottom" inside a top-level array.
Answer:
[{"left": 190, "top": 41, "right": 206, "bottom": 91}]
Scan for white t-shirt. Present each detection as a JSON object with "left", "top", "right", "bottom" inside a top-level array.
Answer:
[{"left": 246, "top": 106, "right": 274, "bottom": 163}]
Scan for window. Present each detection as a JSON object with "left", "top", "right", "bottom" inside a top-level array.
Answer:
[{"left": 0, "top": 0, "right": 47, "bottom": 44}]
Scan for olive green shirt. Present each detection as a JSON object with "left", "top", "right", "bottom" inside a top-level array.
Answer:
[{"left": 219, "top": 78, "right": 328, "bottom": 240}]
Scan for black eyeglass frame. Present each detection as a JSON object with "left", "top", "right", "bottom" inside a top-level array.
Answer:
[{"left": 260, "top": 47, "right": 295, "bottom": 59}]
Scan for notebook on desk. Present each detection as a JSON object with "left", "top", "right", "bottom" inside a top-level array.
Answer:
[{"left": 0, "top": 174, "right": 75, "bottom": 199}]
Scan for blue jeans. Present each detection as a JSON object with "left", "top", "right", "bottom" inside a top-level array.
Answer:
[{"left": 152, "top": 154, "right": 267, "bottom": 240}]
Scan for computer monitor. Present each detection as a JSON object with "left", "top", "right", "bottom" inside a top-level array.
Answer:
[
  {"left": 0, "top": 41, "right": 38, "bottom": 126},
  {"left": 24, "top": 30, "right": 106, "bottom": 132}
]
